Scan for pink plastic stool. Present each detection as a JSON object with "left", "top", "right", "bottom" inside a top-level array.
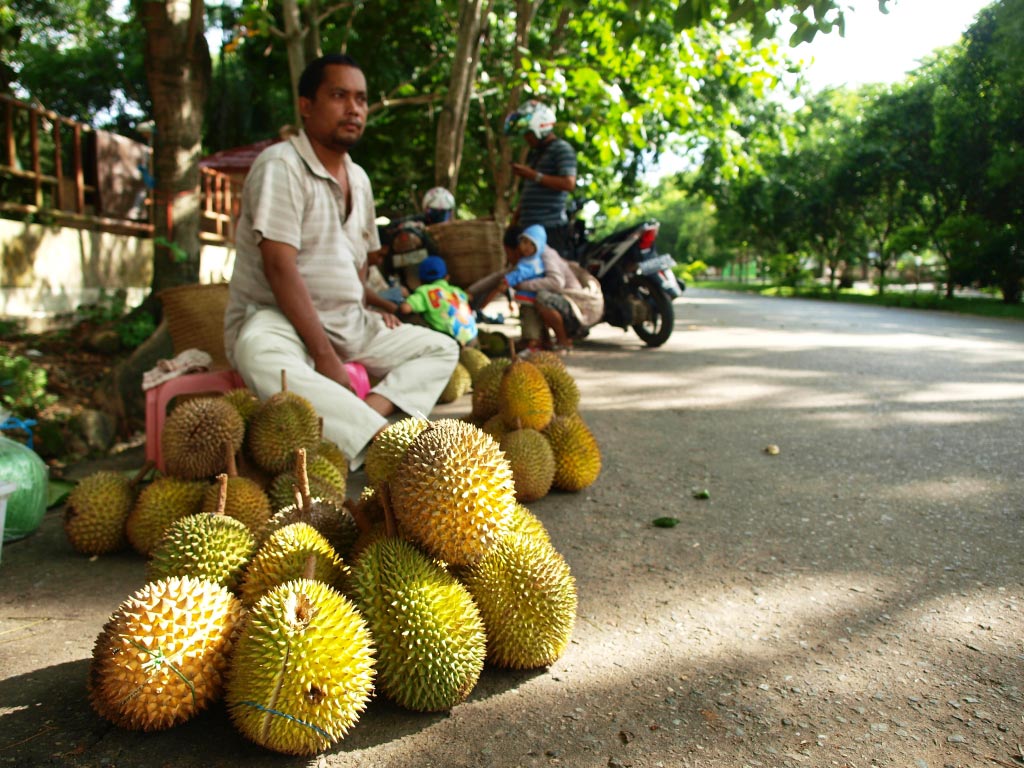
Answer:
[{"left": 144, "top": 363, "right": 370, "bottom": 472}]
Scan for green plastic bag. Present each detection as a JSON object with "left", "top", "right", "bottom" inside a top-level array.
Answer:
[{"left": 0, "top": 434, "right": 49, "bottom": 542}]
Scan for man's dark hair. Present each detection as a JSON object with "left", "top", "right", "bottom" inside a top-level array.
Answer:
[
  {"left": 298, "top": 54, "right": 363, "bottom": 100},
  {"left": 503, "top": 225, "right": 524, "bottom": 249}
]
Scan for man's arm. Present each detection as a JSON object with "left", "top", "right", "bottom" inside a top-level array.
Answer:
[{"left": 260, "top": 237, "right": 352, "bottom": 390}]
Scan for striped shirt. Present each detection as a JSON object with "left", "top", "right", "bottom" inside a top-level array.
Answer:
[
  {"left": 224, "top": 130, "right": 382, "bottom": 361},
  {"left": 518, "top": 136, "right": 577, "bottom": 228}
]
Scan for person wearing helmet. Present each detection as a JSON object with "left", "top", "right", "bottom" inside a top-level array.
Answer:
[
  {"left": 421, "top": 186, "right": 455, "bottom": 224},
  {"left": 504, "top": 99, "right": 578, "bottom": 263}
]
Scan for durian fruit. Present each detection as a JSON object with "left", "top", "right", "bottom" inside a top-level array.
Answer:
[
  {"left": 363, "top": 417, "right": 430, "bottom": 487},
  {"left": 246, "top": 372, "right": 321, "bottom": 475},
  {"left": 544, "top": 414, "right": 602, "bottom": 492},
  {"left": 497, "top": 359, "right": 554, "bottom": 432},
  {"left": 459, "top": 346, "right": 491, "bottom": 384},
  {"left": 469, "top": 357, "right": 511, "bottom": 422},
  {"left": 523, "top": 349, "right": 567, "bottom": 370},
  {"left": 148, "top": 478, "right": 257, "bottom": 591},
  {"left": 532, "top": 359, "right": 580, "bottom": 416},
  {"left": 390, "top": 419, "right": 514, "bottom": 567},
  {"left": 162, "top": 396, "right": 245, "bottom": 480},
  {"left": 438, "top": 362, "right": 472, "bottom": 404},
  {"left": 268, "top": 452, "right": 346, "bottom": 512},
  {"left": 89, "top": 576, "right": 244, "bottom": 730},
  {"left": 223, "top": 387, "right": 261, "bottom": 424},
  {"left": 63, "top": 464, "right": 150, "bottom": 555},
  {"left": 508, "top": 502, "right": 551, "bottom": 545},
  {"left": 125, "top": 476, "right": 208, "bottom": 557},
  {"left": 350, "top": 538, "right": 485, "bottom": 712},
  {"left": 457, "top": 533, "right": 577, "bottom": 670},
  {"left": 225, "top": 578, "right": 375, "bottom": 756},
  {"left": 499, "top": 428, "right": 556, "bottom": 503},
  {"left": 268, "top": 449, "right": 359, "bottom": 559},
  {"left": 239, "top": 522, "right": 348, "bottom": 606},
  {"left": 199, "top": 449, "right": 273, "bottom": 541},
  {"left": 479, "top": 413, "right": 509, "bottom": 442},
  {"left": 315, "top": 433, "right": 350, "bottom": 484}
]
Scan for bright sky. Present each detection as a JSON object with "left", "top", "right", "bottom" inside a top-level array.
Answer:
[{"left": 790, "top": 0, "right": 993, "bottom": 90}]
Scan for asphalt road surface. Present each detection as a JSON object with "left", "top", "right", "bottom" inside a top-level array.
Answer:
[{"left": 1, "top": 287, "right": 1022, "bottom": 767}]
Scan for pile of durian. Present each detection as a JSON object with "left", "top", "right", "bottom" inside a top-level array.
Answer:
[{"left": 66, "top": 357, "right": 599, "bottom": 756}]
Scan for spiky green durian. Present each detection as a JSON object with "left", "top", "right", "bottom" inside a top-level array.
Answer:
[
  {"left": 246, "top": 378, "right": 321, "bottom": 475},
  {"left": 125, "top": 476, "right": 207, "bottom": 557},
  {"left": 457, "top": 534, "right": 576, "bottom": 670},
  {"left": 222, "top": 387, "right": 261, "bottom": 425},
  {"left": 532, "top": 360, "right": 580, "bottom": 416},
  {"left": 497, "top": 359, "right": 554, "bottom": 431},
  {"left": 499, "top": 428, "right": 556, "bottom": 503},
  {"left": 147, "top": 513, "right": 256, "bottom": 591},
  {"left": 199, "top": 470, "right": 273, "bottom": 541},
  {"left": 162, "top": 396, "right": 245, "bottom": 480},
  {"left": 349, "top": 538, "right": 485, "bottom": 712},
  {"left": 225, "top": 579, "right": 375, "bottom": 756},
  {"left": 363, "top": 417, "right": 430, "bottom": 487},
  {"left": 544, "top": 414, "right": 602, "bottom": 492},
  {"left": 239, "top": 522, "right": 348, "bottom": 606},
  {"left": 63, "top": 470, "right": 137, "bottom": 555},
  {"left": 390, "top": 419, "right": 514, "bottom": 567},
  {"left": 438, "top": 362, "right": 472, "bottom": 404},
  {"left": 89, "top": 576, "right": 244, "bottom": 730},
  {"left": 507, "top": 503, "right": 551, "bottom": 545},
  {"left": 469, "top": 357, "right": 511, "bottom": 422},
  {"left": 459, "top": 346, "right": 492, "bottom": 384}
]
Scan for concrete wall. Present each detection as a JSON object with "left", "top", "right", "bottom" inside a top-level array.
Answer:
[{"left": 0, "top": 219, "right": 235, "bottom": 330}]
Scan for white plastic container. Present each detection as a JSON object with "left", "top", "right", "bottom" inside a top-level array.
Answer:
[{"left": 0, "top": 480, "right": 16, "bottom": 563}]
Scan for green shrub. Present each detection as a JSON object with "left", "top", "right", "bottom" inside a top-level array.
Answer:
[{"left": 0, "top": 351, "right": 56, "bottom": 417}]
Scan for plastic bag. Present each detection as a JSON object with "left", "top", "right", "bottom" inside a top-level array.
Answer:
[{"left": 0, "top": 434, "right": 49, "bottom": 542}]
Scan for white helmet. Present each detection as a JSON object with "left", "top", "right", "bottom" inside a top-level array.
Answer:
[
  {"left": 504, "top": 100, "right": 556, "bottom": 139},
  {"left": 422, "top": 186, "right": 455, "bottom": 212}
]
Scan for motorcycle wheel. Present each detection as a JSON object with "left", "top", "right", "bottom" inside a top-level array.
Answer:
[{"left": 630, "top": 275, "right": 675, "bottom": 347}]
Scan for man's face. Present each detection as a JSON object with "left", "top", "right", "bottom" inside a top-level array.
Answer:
[{"left": 300, "top": 64, "right": 368, "bottom": 152}]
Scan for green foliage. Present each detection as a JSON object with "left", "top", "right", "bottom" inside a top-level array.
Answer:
[
  {"left": 0, "top": 350, "right": 56, "bottom": 417},
  {"left": 117, "top": 312, "right": 156, "bottom": 350}
]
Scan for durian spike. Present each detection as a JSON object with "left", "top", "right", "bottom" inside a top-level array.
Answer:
[
  {"left": 344, "top": 498, "right": 372, "bottom": 535},
  {"left": 213, "top": 474, "right": 229, "bottom": 516},
  {"left": 302, "top": 553, "right": 317, "bottom": 580},
  {"left": 129, "top": 460, "right": 156, "bottom": 488}
]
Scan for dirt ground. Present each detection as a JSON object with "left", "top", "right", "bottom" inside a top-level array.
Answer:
[{"left": 1, "top": 288, "right": 1022, "bottom": 768}]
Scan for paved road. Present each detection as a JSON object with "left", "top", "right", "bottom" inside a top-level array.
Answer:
[{"left": 1, "top": 288, "right": 1022, "bottom": 767}]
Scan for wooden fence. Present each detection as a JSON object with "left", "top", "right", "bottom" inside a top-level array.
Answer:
[{"left": 0, "top": 94, "right": 236, "bottom": 244}]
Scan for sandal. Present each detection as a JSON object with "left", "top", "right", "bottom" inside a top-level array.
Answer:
[{"left": 551, "top": 343, "right": 573, "bottom": 356}]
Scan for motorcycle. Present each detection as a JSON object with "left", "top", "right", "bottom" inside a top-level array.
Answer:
[{"left": 573, "top": 218, "right": 684, "bottom": 347}]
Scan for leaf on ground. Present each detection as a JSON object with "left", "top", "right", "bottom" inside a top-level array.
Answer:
[
  {"left": 692, "top": 488, "right": 711, "bottom": 500},
  {"left": 47, "top": 480, "right": 75, "bottom": 509},
  {"left": 652, "top": 517, "right": 680, "bottom": 528}
]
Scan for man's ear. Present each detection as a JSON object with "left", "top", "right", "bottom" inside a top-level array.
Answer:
[{"left": 298, "top": 96, "right": 312, "bottom": 121}]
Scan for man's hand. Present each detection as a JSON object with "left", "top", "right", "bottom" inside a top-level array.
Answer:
[
  {"left": 510, "top": 162, "right": 535, "bottom": 181},
  {"left": 379, "top": 311, "right": 402, "bottom": 329},
  {"left": 311, "top": 348, "right": 354, "bottom": 392}
]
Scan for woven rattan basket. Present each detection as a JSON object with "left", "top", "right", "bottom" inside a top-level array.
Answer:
[
  {"left": 426, "top": 219, "right": 505, "bottom": 288},
  {"left": 157, "top": 283, "right": 232, "bottom": 368}
]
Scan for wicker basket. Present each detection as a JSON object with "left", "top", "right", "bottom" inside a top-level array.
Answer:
[
  {"left": 426, "top": 219, "right": 506, "bottom": 289},
  {"left": 158, "top": 283, "right": 232, "bottom": 368}
]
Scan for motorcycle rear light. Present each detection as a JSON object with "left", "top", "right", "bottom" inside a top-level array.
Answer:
[{"left": 637, "top": 225, "right": 659, "bottom": 251}]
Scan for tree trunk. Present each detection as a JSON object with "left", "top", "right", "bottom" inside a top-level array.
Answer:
[
  {"left": 281, "top": 0, "right": 307, "bottom": 125},
  {"left": 138, "top": 0, "right": 210, "bottom": 293},
  {"left": 435, "top": 0, "right": 490, "bottom": 193}
]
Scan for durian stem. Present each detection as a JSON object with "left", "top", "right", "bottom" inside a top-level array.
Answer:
[
  {"left": 380, "top": 485, "right": 398, "bottom": 539},
  {"left": 294, "top": 448, "right": 312, "bottom": 509},
  {"left": 344, "top": 498, "right": 371, "bottom": 534},
  {"left": 279, "top": 369, "right": 288, "bottom": 393},
  {"left": 225, "top": 441, "right": 238, "bottom": 478},
  {"left": 130, "top": 461, "right": 156, "bottom": 488},
  {"left": 318, "top": 416, "right": 324, "bottom": 439},
  {"left": 214, "top": 474, "right": 229, "bottom": 516},
  {"left": 302, "top": 553, "right": 317, "bottom": 580}
]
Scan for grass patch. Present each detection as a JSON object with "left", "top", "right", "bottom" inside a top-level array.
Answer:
[{"left": 692, "top": 280, "right": 1024, "bottom": 321}]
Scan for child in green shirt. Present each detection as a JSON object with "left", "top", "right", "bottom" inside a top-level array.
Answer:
[{"left": 399, "top": 255, "right": 478, "bottom": 346}]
